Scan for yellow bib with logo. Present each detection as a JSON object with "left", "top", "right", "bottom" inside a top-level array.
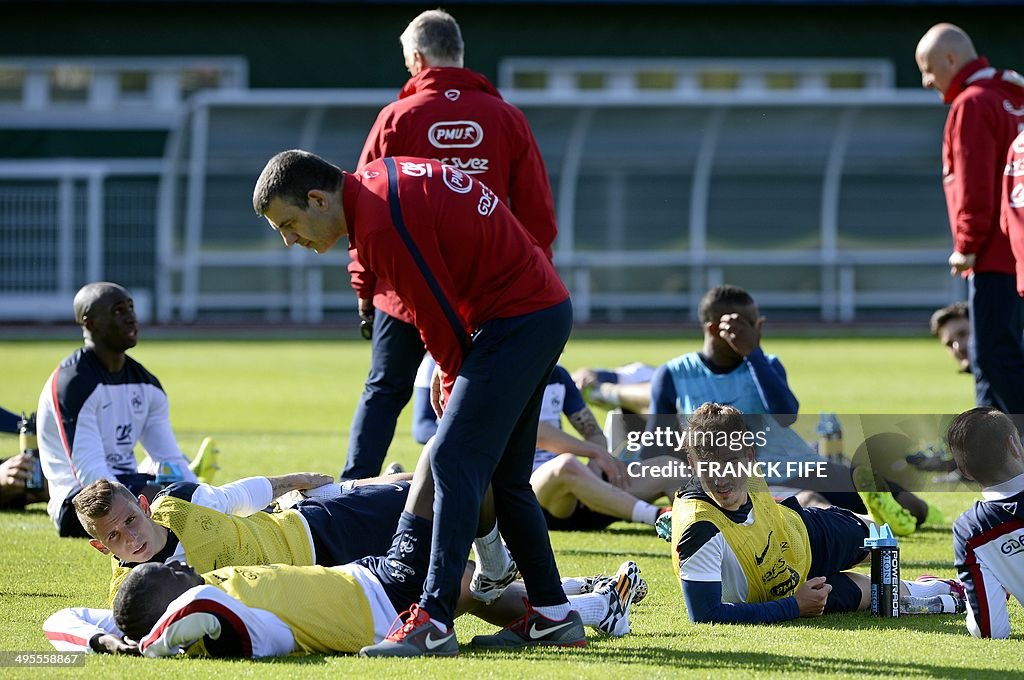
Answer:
[
  {"left": 108, "top": 495, "right": 313, "bottom": 603},
  {"left": 203, "top": 564, "right": 375, "bottom": 654},
  {"left": 671, "top": 476, "right": 811, "bottom": 602}
]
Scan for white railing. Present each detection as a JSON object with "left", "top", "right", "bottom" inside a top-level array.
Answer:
[
  {"left": 0, "top": 160, "right": 162, "bottom": 321},
  {"left": 156, "top": 87, "right": 959, "bottom": 324}
]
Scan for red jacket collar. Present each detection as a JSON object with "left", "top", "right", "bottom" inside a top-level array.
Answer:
[
  {"left": 342, "top": 170, "right": 361, "bottom": 245},
  {"left": 945, "top": 56, "right": 991, "bottom": 105},
  {"left": 398, "top": 67, "right": 502, "bottom": 100}
]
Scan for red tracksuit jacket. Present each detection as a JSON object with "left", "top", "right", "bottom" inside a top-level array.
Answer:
[
  {"left": 342, "top": 157, "right": 568, "bottom": 395},
  {"left": 1001, "top": 131, "right": 1024, "bottom": 294},
  {"left": 941, "top": 57, "right": 1024, "bottom": 275},
  {"left": 348, "top": 68, "right": 558, "bottom": 324}
]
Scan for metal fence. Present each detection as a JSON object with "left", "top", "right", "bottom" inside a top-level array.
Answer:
[
  {"left": 0, "top": 160, "right": 161, "bottom": 321},
  {"left": 155, "top": 88, "right": 963, "bottom": 323}
]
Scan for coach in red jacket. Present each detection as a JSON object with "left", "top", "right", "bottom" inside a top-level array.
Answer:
[
  {"left": 253, "top": 151, "right": 581, "bottom": 655},
  {"left": 343, "top": 9, "right": 559, "bottom": 480},
  {"left": 916, "top": 23, "right": 1024, "bottom": 415},
  {"left": 1004, "top": 132, "right": 1024, "bottom": 296}
]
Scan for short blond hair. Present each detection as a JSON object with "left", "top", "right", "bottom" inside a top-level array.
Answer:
[{"left": 72, "top": 479, "right": 140, "bottom": 538}]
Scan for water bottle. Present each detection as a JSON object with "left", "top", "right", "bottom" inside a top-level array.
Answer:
[
  {"left": 17, "top": 412, "right": 44, "bottom": 491},
  {"left": 899, "top": 594, "right": 965, "bottom": 615},
  {"left": 155, "top": 461, "right": 184, "bottom": 486},
  {"left": 816, "top": 412, "right": 843, "bottom": 463},
  {"left": 864, "top": 523, "right": 900, "bottom": 617}
]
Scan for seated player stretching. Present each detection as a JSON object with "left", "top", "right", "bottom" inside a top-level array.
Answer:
[
  {"left": 947, "top": 407, "right": 1024, "bottom": 638},
  {"left": 670, "top": 403, "right": 962, "bottom": 623}
]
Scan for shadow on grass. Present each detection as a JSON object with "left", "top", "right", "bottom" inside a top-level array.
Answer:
[
  {"left": 772, "top": 610, "right": 971, "bottom": 636},
  {"left": 557, "top": 547, "right": 669, "bottom": 560},
  {"left": 476, "top": 645, "right": 1010, "bottom": 678}
]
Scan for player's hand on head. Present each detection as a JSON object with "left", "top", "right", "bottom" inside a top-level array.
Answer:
[
  {"left": 718, "top": 313, "right": 762, "bottom": 357},
  {"left": 794, "top": 576, "right": 831, "bottom": 617}
]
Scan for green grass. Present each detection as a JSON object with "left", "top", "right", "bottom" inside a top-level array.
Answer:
[{"left": 0, "top": 333, "right": 1019, "bottom": 679}]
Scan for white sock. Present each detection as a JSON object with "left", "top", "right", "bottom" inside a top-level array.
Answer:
[
  {"left": 431, "top": 619, "right": 449, "bottom": 634},
  {"left": 904, "top": 579, "right": 953, "bottom": 598},
  {"left": 631, "top": 500, "right": 659, "bottom": 526},
  {"left": 561, "top": 577, "right": 587, "bottom": 596},
  {"left": 568, "top": 593, "right": 607, "bottom": 627},
  {"left": 594, "top": 383, "right": 621, "bottom": 407},
  {"left": 534, "top": 603, "right": 572, "bottom": 620},
  {"left": 473, "top": 526, "right": 512, "bottom": 578}
]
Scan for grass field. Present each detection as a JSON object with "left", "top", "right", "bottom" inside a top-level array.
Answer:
[{"left": 0, "top": 333, "right": 1020, "bottom": 679}]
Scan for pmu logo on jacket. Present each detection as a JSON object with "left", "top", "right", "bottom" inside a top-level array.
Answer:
[{"left": 428, "top": 120, "right": 483, "bottom": 148}]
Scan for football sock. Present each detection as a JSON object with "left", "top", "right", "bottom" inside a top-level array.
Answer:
[
  {"left": 473, "top": 525, "right": 512, "bottom": 578},
  {"left": 631, "top": 500, "right": 660, "bottom": 526},
  {"left": 534, "top": 603, "right": 572, "bottom": 620},
  {"left": 568, "top": 593, "right": 607, "bottom": 626},
  {"left": 560, "top": 577, "right": 587, "bottom": 595},
  {"left": 594, "top": 383, "right": 621, "bottom": 407},
  {"left": 903, "top": 579, "right": 953, "bottom": 598}
]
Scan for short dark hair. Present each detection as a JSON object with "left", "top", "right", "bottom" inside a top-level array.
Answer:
[
  {"left": 946, "top": 407, "right": 1016, "bottom": 486},
  {"left": 113, "top": 564, "right": 177, "bottom": 642},
  {"left": 72, "top": 282, "right": 128, "bottom": 326},
  {"left": 930, "top": 302, "right": 969, "bottom": 337},
  {"left": 698, "top": 284, "right": 756, "bottom": 324},
  {"left": 252, "top": 149, "right": 343, "bottom": 216}
]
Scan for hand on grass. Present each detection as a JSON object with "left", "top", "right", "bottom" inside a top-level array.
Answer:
[{"left": 90, "top": 633, "right": 140, "bottom": 655}]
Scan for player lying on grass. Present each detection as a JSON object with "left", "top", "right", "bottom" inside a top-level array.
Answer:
[
  {"left": 44, "top": 468, "right": 413, "bottom": 652},
  {"left": 668, "top": 402, "right": 964, "bottom": 624},
  {"left": 947, "top": 407, "right": 1024, "bottom": 639},
  {"left": 111, "top": 463, "right": 645, "bottom": 658}
]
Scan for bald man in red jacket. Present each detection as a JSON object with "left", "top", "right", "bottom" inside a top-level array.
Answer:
[{"left": 916, "top": 23, "right": 1024, "bottom": 415}]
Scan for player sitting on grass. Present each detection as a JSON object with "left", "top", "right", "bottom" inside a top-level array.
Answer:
[
  {"left": 648, "top": 284, "right": 935, "bottom": 537},
  {"left": 35, "top": 282, "right": 219, "bottom": 537},
  {"left": 669, "top": 403, "right": 963, "bottom": 624},
  {"left": 531, "top": 365, "right": 676, "bottom": 531},
  {"left": 111, "top": 465, "right": 644, "bottom": 658},
  {"left": 572, "top": 362, "right": 656, "bottom": 458},
  {"left": 947, "top": 407, "right": 1024, "bottom": 639}
]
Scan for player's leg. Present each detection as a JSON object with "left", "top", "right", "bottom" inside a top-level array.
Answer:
[
  {"left": 531, "top": 454, "right": 650, "bottom": 522},
  {"left": 343, "top": 310, "right": 425, "bottom": 480},
  {"left": 411, "top": 355, "right": 439, "bottom": 445},
  {"left": 971, "top": 273, "right": 1024, "bottom": 420}
]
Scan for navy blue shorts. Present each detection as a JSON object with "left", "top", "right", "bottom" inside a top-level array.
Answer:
[
  {"left": 357, "top": 512, "right": 434, "bottom": 613},
  {"left": 800, "top": 505, "right": 869, "bottom": 614},
  {"left": 297, "top": 481, "right": 409, "bottom": 566},
  {"left": 542, "top": 503, "right": 617, "bottom": 531}
]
